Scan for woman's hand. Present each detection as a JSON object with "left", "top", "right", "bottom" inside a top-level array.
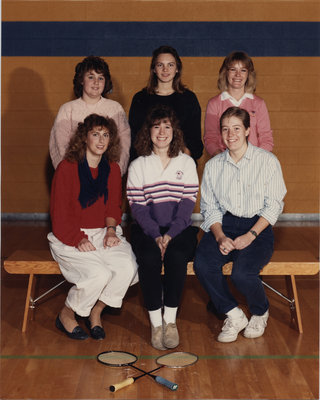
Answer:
[
  {"left": 155, "top": 236, "right": 165, "bottom": 259},
  {"left": 103, "top": 230, "right": 121, "bottom": 248},
  {"left": 77, "top": 238, "right": 96, "bottom": 252},
  {"left": 233, "top": 232, "right": 255, "bottom": 250},
  {"left": 162, "top": 234, "right": 172, "bottom": 253},
  {"left": 155, "top": 234, "right": 172, "bottom": 260},
  {"left": 211, "top": 223, "right": 235, "bottom": 255},
  {"left": 217, "top": 235, "right": 236, "bottom": 255}
]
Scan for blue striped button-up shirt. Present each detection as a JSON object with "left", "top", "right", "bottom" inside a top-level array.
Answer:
[{"left": 200, "top": 143, "right": 287, "bottom": 232}]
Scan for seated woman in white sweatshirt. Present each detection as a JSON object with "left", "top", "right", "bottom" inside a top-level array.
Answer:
[{"left": 127, "top": 105, "right": 199, "bottom": 350}]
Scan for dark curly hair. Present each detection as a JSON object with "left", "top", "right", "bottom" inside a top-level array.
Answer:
[
  {"left": 134, "top": 105, "right": 185, "bottom": 158},
  {"left": 146, "top": 45, "right": 186, "bottom": 94},
  {"left": 73, "top": 56, "right": 113, "bottom": 98},
  {"left": 65, "top": 114, "right": 120, "bottom": 163}
]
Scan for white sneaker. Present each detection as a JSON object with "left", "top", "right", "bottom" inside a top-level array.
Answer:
[
  {"left": 243, "top": 310, "right": 269, "bottom": 339},
  {"left": 217, "top": 312, "right": 248, "bottom": 343}
]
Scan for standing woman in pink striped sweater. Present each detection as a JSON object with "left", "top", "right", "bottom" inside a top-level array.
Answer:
[
  {"left": 204, "top": 51, "right": 274, "bottom": 157},
  {"left": 49, "top": 56, "right": 130, "bottom": 175}
]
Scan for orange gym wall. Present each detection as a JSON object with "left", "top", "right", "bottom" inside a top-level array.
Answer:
[{"left": 2, "top": 1, "right": 320, "bottom": 216}]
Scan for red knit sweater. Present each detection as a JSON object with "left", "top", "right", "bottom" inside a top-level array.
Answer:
[{"left": 50, "top": 159, "right": 122, "bottom": 247}]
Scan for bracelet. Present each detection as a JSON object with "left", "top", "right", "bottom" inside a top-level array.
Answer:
[
  {"left": 249, "top": 229, "right": 258, "bottom": 238},
  {"left": 107, "top": 226, "right": 117, "bottom": 232}
]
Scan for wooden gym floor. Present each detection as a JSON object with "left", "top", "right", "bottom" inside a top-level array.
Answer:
[{"left": 1, "top": 220, "right": 319, "bottom": 400}]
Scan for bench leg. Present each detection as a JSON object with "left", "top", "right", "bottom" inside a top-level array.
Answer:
[
  {"left": 285, "top": 275, "right": 303, "bottom": 334},
  {"left": 22, "top": 274, "right": 35, "bottom": 333}
]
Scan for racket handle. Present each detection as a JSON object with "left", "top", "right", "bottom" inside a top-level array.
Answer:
[
  {"left": 109, "top": 377, "right": 134, "bottom": 392},
  {"left": 154, "top": 376, "right": 178, "bottom": 391}
]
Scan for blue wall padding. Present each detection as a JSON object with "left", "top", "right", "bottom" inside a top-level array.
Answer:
[{"left": 2, "top": 21, "right": 319, "bottom": 56}]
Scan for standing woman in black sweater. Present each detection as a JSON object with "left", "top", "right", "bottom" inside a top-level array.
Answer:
[{"left": 129, "top": 45, "right": 203, "bottom": 161}]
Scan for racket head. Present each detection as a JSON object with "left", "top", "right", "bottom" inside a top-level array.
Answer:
[
  {"left": 156, "top": 351, "right": 198, "bottom": 368},
  {"left": 97, "top": 351, "right": 138, "bottom": 367}
]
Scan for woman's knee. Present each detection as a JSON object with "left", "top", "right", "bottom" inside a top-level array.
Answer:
[
  {"left": 136, "top": 249, "right": 162, "bottom": 271},
  {"left": 118, "top": 257, "right": 138, "bottom": 279},
  {"left": 164, "top": 247, "right": 188, "bottom": 267},
  {"left": 193, "top": 250, "right": 211, "bottom": 278},
  {"left": 88, "top": 263, "right": 113, "bottom": 286},
  {"left": 231, "top": 266, "right": 260, "bottom": 287}
]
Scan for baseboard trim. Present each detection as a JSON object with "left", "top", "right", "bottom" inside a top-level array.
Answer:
[{"left": 2, "top": 212, "right": 319, "bottom": 223}]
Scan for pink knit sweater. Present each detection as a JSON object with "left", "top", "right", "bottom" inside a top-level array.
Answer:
[
  {"left": 49, "top": 97, "right": 130, "bottom": 175},
  {"left": 204, "top": 93, "right": 274, "bottom": 155}
]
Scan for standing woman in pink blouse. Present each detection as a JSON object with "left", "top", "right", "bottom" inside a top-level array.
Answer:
[
  {"left": 49, "top": 56, "right": 130, "bottom": 175},
  {"left": 204, "top": 51, "right": 274, "bottom": 157}
]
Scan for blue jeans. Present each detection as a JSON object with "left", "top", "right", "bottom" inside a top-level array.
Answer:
[{"left": 194, "top": 213, "right": 274, "bottom": 316}]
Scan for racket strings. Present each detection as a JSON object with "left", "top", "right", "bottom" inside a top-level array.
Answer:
[
  {"left": 156, "top": 352, "right": 198, "bottom": 367},
  {"left": 98, "top": 351, "right": 137, "bottom": 366}
]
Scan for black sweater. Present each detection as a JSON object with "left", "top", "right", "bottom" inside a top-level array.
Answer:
[{"left": 129, "top": 88, "right": 203, "bottom": 161}]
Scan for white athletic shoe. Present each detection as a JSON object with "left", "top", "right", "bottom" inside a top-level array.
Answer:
[
  {"left": 217, "top": 311, "right": 248, "bottom": 343},
  {"left": 243, "top": 310, "right": 269, "bottom": 339}
]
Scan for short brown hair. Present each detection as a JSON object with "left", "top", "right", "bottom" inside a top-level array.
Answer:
[
  {"left": 73, "top": 56, "right": 113, "bottom": 98},
  {"left": 220, "top": 107, "right": 251, "bottom": 132},
  {"left": 134, "top": 105, "right": 185, "bottom": 158},
  {"left": 217, "top": 51, "right": 256, "bottom": 93},
  {"left": 65, "top": 114, "right": 120, "bottom": 163}
]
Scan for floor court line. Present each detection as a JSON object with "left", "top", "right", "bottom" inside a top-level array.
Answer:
[{"left": 1, "top": 354, "right": 318, "bottom": 360}]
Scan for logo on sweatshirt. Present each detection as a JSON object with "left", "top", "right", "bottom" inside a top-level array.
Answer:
[{"left": 176, "top": 170, "right": 183, "bottom": 180}]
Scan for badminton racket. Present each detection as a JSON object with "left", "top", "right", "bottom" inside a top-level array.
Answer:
[
  {"left": 104, "top": 351, "right": 198, "bottom": 392},
  {"left": 97, "top": 350, "right": 178, "bottom": 392}
]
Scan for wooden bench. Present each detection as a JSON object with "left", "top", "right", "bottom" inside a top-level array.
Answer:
[{"left": 4, "top": 249, "right": 319, "bottom": 334}]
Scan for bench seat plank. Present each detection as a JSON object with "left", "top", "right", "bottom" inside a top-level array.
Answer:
[
  {"left": 5, "top": 250, "right": 319, "bottom": 276},
  {"left": 3, "top": 249, "right": 319, "bottom": 334}
]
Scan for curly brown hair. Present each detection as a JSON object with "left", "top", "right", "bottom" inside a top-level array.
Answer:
[
  {"left": 218, "top": 51, "right": 256, "bottom": 94},
  {"left": 65, "top": 114, "right": 120, "bottom": 163},
  {"left": 73, "top": 56, "right": 113, "bottom": 98},
  {"left": 146, "top": 45, "right": 186, "bottom": 94},
  {"left": 134, "top": 105, "right": 185, "bottom": 158}
]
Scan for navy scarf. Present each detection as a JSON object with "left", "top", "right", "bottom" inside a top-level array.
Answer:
[{"left": 78, "top": 155, "right": 110, "bottom": 209}]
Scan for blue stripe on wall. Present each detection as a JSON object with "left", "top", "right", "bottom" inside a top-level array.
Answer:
[{"left": 2, "top": 21, "right": 319, "bottom": 57}]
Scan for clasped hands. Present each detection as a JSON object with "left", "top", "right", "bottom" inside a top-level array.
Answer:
[
  {"left": 155, "top": 234, "right": 172, "bottom": 260},
  {"left": 218, "top": 231, "right": 255, "bottom": 255},
  {"left": 77, "top": 231, "right": 120, "bottom": 252}
]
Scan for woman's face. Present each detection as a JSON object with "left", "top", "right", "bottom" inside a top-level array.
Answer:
[
  {"left": 226, "top": 62, "right": 248, "bottom": 91},
  {"left": 82, "top": 70, "right": 105, "bottom": 101},
  {"left": 221, "top": 116, "right": 249, "bottom": 154},
  {"left": 150, "top": 118, "right": 173, "bottom": 152},
  {"left": 86, "top": 126, "right": 110, "bottom": 161},
  {"left": 154, "top": 53, "right": 178, "bottom": 85}
]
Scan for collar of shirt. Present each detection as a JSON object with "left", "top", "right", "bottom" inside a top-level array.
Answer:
[
  {"left": 223, "top": 142, "right": 254, "bottom": 166},
  {"left": 221, "top": 91, "right": 254, "bottom": 107}
]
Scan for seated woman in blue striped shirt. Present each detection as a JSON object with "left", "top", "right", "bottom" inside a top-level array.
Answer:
[
  {"left": 127, "top": 104, "right": 199, "bottom": 350},
  {"left": 194, "top": 106, "right": 286, "bottom": 343}
]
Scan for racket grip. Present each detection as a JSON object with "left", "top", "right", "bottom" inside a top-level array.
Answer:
[
  {"left": 154, "top": 376, "right": 178, "bottom": 391},
  {"left": 109, "top": 377, "right": 134, "bottom": 392}
]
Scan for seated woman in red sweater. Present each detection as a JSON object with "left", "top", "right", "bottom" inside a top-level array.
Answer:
[{"left": 48, "top": 113, "right": 138, "bottom": 340}]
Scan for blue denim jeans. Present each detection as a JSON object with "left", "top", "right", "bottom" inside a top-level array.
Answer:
[{"left": 194, "top": 213, "right": 274, "bottom": 316}]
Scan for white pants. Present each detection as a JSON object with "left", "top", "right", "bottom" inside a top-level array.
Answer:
[{"left": 47, "top": 226, "right": 138, "bottom": 317}]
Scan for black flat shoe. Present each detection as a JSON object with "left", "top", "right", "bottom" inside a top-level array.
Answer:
[
  {"left": 55, "top": 315, "right": 89, "bottom": 340},
  {"left": 84, "top": 318, "right": 106, "bottom": 340}
]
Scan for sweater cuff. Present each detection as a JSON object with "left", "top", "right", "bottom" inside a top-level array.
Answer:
[{"left": 74, "top": 231, "right": 88, "bottom": 247}]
